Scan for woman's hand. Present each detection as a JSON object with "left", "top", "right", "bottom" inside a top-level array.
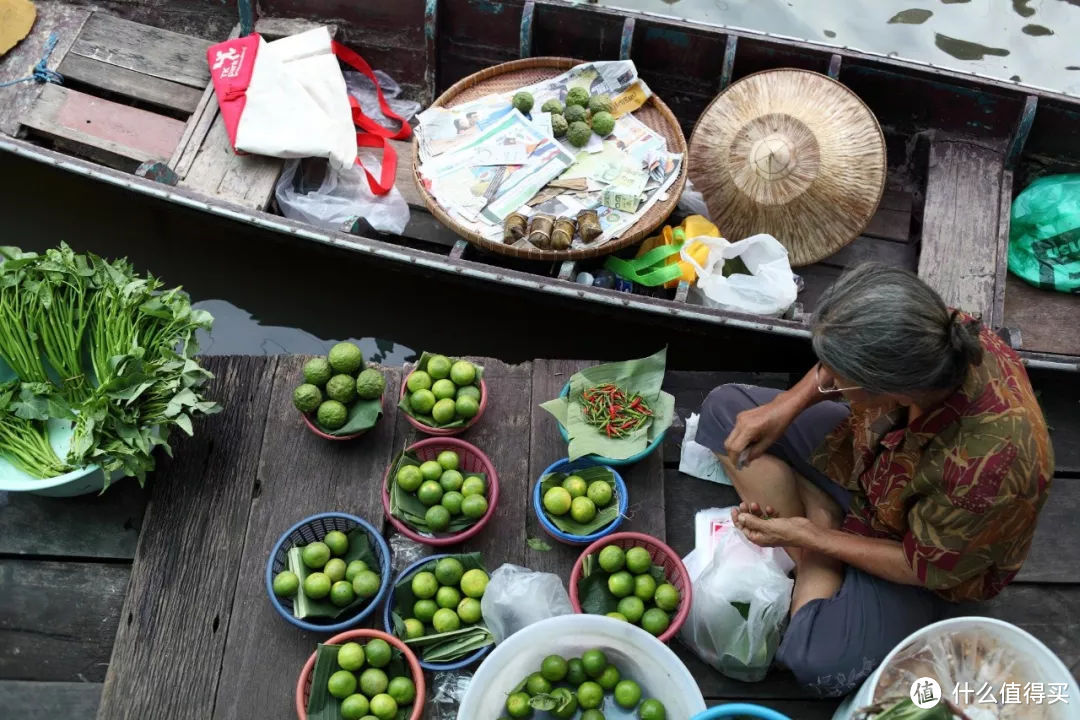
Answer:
[
  {"left": 723, "top": 399, "right": 797, "bottom": 465},
  {"left": 732, "top": 502, "right": 813, "bottom": 548}
]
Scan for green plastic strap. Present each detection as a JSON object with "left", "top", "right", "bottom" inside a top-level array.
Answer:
[{"left": 604, "top": 243, "right": 685, "bottom": 286}]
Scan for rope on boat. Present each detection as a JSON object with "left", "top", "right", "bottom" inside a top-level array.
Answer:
[{"left": 0, "top": 33, "right": 64, "bottom": 88}]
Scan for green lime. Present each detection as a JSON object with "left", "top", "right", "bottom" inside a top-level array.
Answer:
[
  {"left": 301, "top": 541, "right": 331, "bottom": 569},
  {"left": 540, "top": 654, "right": 568, "bottom": 682},
  {"left": 441, "top": 491, "right": 464, "bottom": 516},
  {"left": 578, "top": 681, "right": 604, "bottom": 710},
  {"left": 581, "top": 649, "right": 607, "bottom": 678},
  {"left": 436, "top": 585, "right": 461, "bottom": 609},
  {"left": 411, "top": 571, "right": 438, "bottom": 599},
  {"left": 431, "top": 398, "right": 456, "bottom": 424},
  {"left": 432, "top": 378, "right": 456, "bottom": 401},
  {"left": 435, "top": 557, "right": 465, "bottom": 586},
  {"left": 293, "top": 383, "right": 322, "bottom": 413},
  {"left": 566, "top": 658, "right": 587, "bottom": 686},
  {"left": 436, "top": 450, "right": 459, "bottom": 470},
  {"left": 608, "top": 571, "right": 634, "bottom": 598},
  {"left": 639, "top": 698, "right": 666, "bottom": 720},
  {"left": 570, "top": 496, "right": 597, "bottom": 523},
  {"left": 341, "top": 693, "right": 370, "bottom": 720},
  {"left": 413, "top": 599, "right": 437, "bottom": 623},
  {"left": 457, "top": 597, "right": 482, "bottom": 624},
  {"left": 328, "top": 342, "right": 364, "bottom": 374},
  {"left": 355, "top": 368, "right": 385, "bottom": 400},
  {"left": 456, "top": 384, "right": 481, "bottom": 402},
  {"left": 461, "top": 494, "right": 488, "bottom": 519},
  {"left": 597, "top": 664, "right": 620, "bottom": 691},
  {"left": 352, "top": 570, "right": 381, "bottom": 599},
  {"left": 606, "top": 612, "right": 628, "bottom": 622},
  {"left": 641, "top": 608, "right": 670, "bottom": 636},
  {"left": 425, "top": 504, "right": 451, "bottom": 531},
  {"left": 506, "top": 691, "right": 532, "bottom": 718},
  {"left": 303, "top": 357, "right": 333, "bottom": 385},
  {"left": 455, "top": 395, "right": 479, "bottom": 419},
  {"left": 587, "top": 480, "right": 613, "bottom": 507},
  {"left": 417, "top": 480, "right": 443, "bottom": 506},
  {"left": 406, "top": 370, "right": 432, "bottom": 393},
  {"left": 439, "top": 469, "right": 464, "bottom": 492},
  {"left": 461, "top": 475, "right": 486, "bottom": 497},
  {"left": 369, "top": 693, "right": 398, "bottom": 720},
  {"left": 525, "top": 672, "right": 552, "bottom": 696},
  {"left": 598, "top": 545, "right": 625, "bottom": 573},
  {"left": 303, "top": 572, "right": 331, "bottom": 599},
  {"left": 328, "top": 669, "right": 357, "bottom": 699},
  {"left": 625, "top": 546, "right": 652, "bottom": 574},
  {"left": 460, "top": 568, "right": 489, "bottom": 598},
  {"left": 410, "top": 389, "right": 436, "bottom": 414},
  {"left": 634, "top": 573, "right": 657, "bottom": 602},
  {"left": 432, "top": 607, "right": 461, "bottom": 632},
  {"left": 338, "top": 641, "right": 365, "bottom": 671},
  {"left": 326, "top": 373, "right": 357, "bottom": 403},
  {"left": 543, "top": 486, "right": 572, "bottom": 515},
  {"left": 426, "top": 355, "right": 452, "bottom": 380},
  {"left": 617, "top": 595, "right": 645, "bottom": 623},
  {"left": 359, "top": 667, "right": 388, "bottom": 696},
  {"left": 419, "top": 460, "right": 443, "bottom": 482},
  {"left": 450, "top": 360, "right": 476, "bottom": 386},
  {"left": 272, "top": 570, "right": 298, "bottom": 597},
  {"left": 345, "top": 560, "right": 369, "bottom": 583},
  {"left": 330, "top": 580, "right": 355, "bottom": 607},
  {"left": 396, "top": 465, "right": 423, "bottom": 492},
  {"left": 582, "top": 711, "right": 606, "bottom": 720},
  {"left": 403, "top": 617, "right": 424, "bottom": 639},
  {"left": 562, "top": 475, "right": 587, "bottom": 498},
  {"left": 364, "top": 638, "right": 392, "bottom": 668},
  {"left": 654, "top": 583, "right": 680, "bottom": 612},
  {"left": 550, "top": 687, "right": 578, "bottom": 719},
  {"left": 614, "top": 679, "right": 642, "bottom": 709},
  {"left": 388, "top": 675, "right": 416, "bottom": 705},
  {"left": 324, "top": 558, "right": 347, "bottom": 583}
]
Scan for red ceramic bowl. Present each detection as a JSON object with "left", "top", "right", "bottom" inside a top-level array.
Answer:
[
  {"left": 382, "top": 437, "right": 499, "bottom": 547},
  {"left": 301, "top": 393, "right": 385, "bottom": 441},
  {"left": 568, "top": 531, "right": 693, "bottom": 644},
  {"left": 399, "top": 370, "right": 488, "bottom": 436},
  {"left": 295, "top": 628, "right": 425, "bottom": 720}
]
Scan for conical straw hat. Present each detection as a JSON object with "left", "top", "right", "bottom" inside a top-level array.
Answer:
[{"left": 689, "top": 69, "right": 886, "bottom": 267}]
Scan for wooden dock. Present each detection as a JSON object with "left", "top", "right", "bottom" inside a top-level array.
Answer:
[{"left": 1, "top": 356, "right": 1077, "bottom": 719}]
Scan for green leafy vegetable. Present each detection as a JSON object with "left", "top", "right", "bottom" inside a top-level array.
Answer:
[
  {"left": 387, "top": 449, "right": 485, "bottom": 535},
  {"left": 0, "top": 383, "right": 71, "bottom": 477},
  {"left": 287, "top": 528, "right": 380, "bottom": 620},
  {"left": 396, "top": 351, "right": 484, "bottom": 428},
  {"left": 538, "top": 465, "right": 620, "bottom": 536}
]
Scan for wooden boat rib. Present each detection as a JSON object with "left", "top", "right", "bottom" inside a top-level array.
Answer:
[{"left": 1, "top": 0, "right": 1077, "bottom": 371}]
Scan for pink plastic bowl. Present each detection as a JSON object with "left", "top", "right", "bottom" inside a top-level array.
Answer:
[
  {"left": 301, "top": 393, "right": 385, "bottom": 441},
  {"left": 399, "top": 372, "right": 488, "bottom": 437},
  {"left": 382, "top": 437, "right": 499, "bottom": 547}
]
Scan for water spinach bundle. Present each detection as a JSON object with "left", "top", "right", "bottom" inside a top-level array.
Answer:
[{"left": 0, "top": 244, "right": 220, "bottom": 486}]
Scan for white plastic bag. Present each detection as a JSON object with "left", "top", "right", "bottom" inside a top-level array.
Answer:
[
  {"left": 344, "top": 70, "right": 421, "bottom": 127},
  {"left": 680, "top": 510, "right": 794, "bottom": 682},
  {"left": 275, "top": 153, "right": 410, "bottom": 234},
  {"left": 480, "top": 564, "right": 574, "bottom": 643},
  {"left": 680, "top": 234, "right": 798, "bottom": 316},
  {"left": 677, "top": 178, "right": 712, "bottom": 219},
  {"left": 678, "top": 412, "right": 731, "bottom": 485}
]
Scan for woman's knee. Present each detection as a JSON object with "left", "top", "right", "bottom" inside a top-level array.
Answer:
[
  {"left": 699, "top": 384, "right": 751, "bottom": 444},
  {"left": 779, "top": 628, "right": 879, "bottom": 698}
]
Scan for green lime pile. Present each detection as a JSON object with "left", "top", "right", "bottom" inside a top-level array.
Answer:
[
  {"left": 272, "top": 528, "right": 382, "bottom": 621},
  {"left": 539, "top": 466, "right": 619, "bottom": 537},
  {"left": 306, "top": 637, "right": 417, "bottom": 720},
  {"left": 400, "top": 353, "right": 482, "bottom": 429},
  {"left": 502, "top": 648, "right": 667, "bottom": 719},
  {"left": 293, "top": 342, "right": 385, "bottom": 435},
  {"left": 545, "top": 89, "right": 618, "bottom": 148},
  {"left": 578, "top": 544, "right": 681, "bottom": 637},
  {"left": 389, "top": 449, "right": 491, "bottom": 534}
]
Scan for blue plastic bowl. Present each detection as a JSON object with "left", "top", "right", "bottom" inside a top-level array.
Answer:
[
  {"left": 534, "top": 457, "right": 628, "bottom": 545},
  {"left": 266, "top": 512, "right": 392, "bottom": 633},
  {"left": 691, "top": 705, "right": 792, "bottom": 720},
  {"left": 383, "top": 553, "right": 494, "bottom": 672},
  {"left": 555, "top": 382, "right": 665, "bottom": 466}
]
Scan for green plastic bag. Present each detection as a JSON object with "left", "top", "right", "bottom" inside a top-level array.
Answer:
[{"left": 1009, "top": 174, "right": 1080, "bottom": 293}]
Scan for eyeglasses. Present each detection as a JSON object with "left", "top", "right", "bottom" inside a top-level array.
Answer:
[{"left": 816, "top": 364, "right": 862, "bottom": 394}]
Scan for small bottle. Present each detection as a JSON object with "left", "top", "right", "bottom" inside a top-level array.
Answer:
[
  {"left": 575, "top": 271, "right": 596, "bottom": 286},
  {"left": 592, "top": 269, "right": 616, "bottom": 289}
]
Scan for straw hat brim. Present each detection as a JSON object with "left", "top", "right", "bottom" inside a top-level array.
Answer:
[{"left": 689, "top": 69, "right": 886, "bottom": 267}]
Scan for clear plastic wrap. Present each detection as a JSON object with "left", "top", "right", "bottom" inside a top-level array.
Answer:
[
  {"left": 429, "top": 671, "right": 471, "bottom": 720},
  {"left": 479, "top": 564, "right": 575, "bottom": 643},
  {"left": 388, "top": 531, "right": 431, "bottom": 576}
]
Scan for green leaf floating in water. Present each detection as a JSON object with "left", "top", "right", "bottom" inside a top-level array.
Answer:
[
  {"left": 577, "top": 552, "right": 670, "bottom": 616},
  {"left": 387, "top": 449, "right": 487, "bottom": 536},
  {"left": 288, "top": 527, "right": 380, "bottom": 620},
  {"left": 538, "top": 465, "right": 620, "bottom": 536},
  {"left": 305, "top": 642, "right": 414, "bottom": 720},
  {"left": 316, "top": 394, "right": 383, "bottom": 437},
  {"left": 397, "top": 351, "right": 485, "bottom": 428}
]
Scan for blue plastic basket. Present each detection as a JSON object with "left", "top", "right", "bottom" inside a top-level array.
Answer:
[
  {"left": 555, "top": 382, "right": 665, "bottom": 466},
  {"left": 533, "top": 457, "right": 628, "bottom": 545},
  {"left": 383, "top": 553, "right": 494, "bottom": 672},
  {"left": 266, "top": 512, "right": 392, "bottom": 633},
  {"left": 691, "top": 704, "right": 792, "bottom": 720}
]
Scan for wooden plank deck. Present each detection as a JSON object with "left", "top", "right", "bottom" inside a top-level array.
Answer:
[{"left": 0, "top": 356, "right": 1077, "bottom": 720}]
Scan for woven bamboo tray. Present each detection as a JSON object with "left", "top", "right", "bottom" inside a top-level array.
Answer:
[{"left": 413, "top": 57, "right": 688, "bottom": 262}]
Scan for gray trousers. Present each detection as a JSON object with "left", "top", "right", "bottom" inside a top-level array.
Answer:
[{"left": 697, "top": 384, "right": 950, "bottom": 698}]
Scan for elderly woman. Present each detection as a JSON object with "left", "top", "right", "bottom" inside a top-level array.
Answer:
[{"left": 697, "top": 264, "right": 1052, "bottom": 697}]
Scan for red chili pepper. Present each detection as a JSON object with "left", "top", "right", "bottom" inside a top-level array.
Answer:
[{"left": 605, "top": 423, "right": 614, "bottom": 437}]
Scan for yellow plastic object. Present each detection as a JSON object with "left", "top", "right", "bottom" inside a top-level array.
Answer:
[{"left": 635, "top": 215, "right": 719, "bottom": 288}]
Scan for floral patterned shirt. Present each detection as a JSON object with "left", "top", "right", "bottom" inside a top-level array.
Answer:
[{"left": 811, "top": 321, "right": 1053, "bottom": 602}]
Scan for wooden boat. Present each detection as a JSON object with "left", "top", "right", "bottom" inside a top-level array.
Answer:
[{"left": 2, "top": 0, "right": 1078, "bottom": 371}]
